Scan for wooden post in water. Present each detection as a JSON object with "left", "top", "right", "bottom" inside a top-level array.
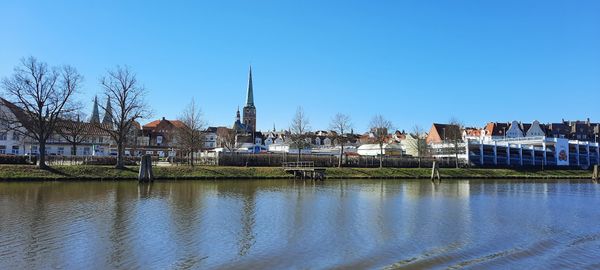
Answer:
[
  {"left": 431, "top": 161, "right": 441, "bottom": 181},
  {"left": 138, "top": 154, "right": 154, "bottom": 182},
  {"left": 593, "top": 165, "right": 598, "bottom": 182}
]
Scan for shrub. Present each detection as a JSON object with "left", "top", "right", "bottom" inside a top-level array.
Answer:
[{"left": 0, "top": 154, "right": 34, "bottom": 164}]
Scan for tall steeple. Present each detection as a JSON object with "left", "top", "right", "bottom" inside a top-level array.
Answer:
[
  {"left": 245, "top": 66, "right": 254, "bottom": 107},
  {"left": 242, "top": 65, "right": 257, "bottom": 133},
  {"left": 236, "top": 106, "right": 241, "bottom": 121},
  {"left": 102, "top": 96, "right": 113, "bottom": 125},
  {"left": 90, "top": 96, "right": 100, "bottom": 123}
]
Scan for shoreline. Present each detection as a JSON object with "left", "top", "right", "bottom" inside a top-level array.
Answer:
[{"left": 0, "top": 164, "right": 593, "bottom": 182}]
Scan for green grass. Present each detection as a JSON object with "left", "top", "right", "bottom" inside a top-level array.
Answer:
[{"left": 0, "top": 164, "right": 592, "bottom": 181}]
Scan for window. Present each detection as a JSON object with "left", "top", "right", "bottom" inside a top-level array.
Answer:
[
  {"left": 0, "top": 132, "right": 6, "bottom": 141},
  {"left": 31, "top": 146, "right": 38, "bottom": 154},
  {"left": 0, "top": 145, "right": 5, "bottom": 154},
  {"left": 11, "top": 146, "right": 19, "bottom": 155},
  {"left": 12, "top": 132, "right": 19, "bottom": 141},
  {"left": 83, "top": 147, "right": 91, "bottom": 155},
  {"left": 99, "top": 137, "right": 104, "bottom": 143},
  {"left": 58, "top": 147, "right": 65, "bottom": 155},
  {"left": 156, "top": 136, "right": 163, "bottom": 145}
]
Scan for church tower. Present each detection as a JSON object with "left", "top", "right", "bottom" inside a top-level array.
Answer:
[
  {"left": 90, "top": 96, "right": 100, "bottom": 123},
  {"left": 242, "top": 66, "right": 256, "bottom": 133},
  {"left": 102, "top": 96, "right": 113, "bottom": 125}
]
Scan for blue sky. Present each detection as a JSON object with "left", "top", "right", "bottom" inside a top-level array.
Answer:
[{"left": 1, "top": 1, "right": 599, "bottom": 133}]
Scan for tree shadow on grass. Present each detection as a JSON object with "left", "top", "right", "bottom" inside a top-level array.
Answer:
[
  {"left": 42, "top": 166, "right": 71, "bottom": 177},
  {"left": 192, "top": 167, "right": 225, "bottom": 176},
  {"left": 348, "top": 168, "right": 372, "bottom": 176}
]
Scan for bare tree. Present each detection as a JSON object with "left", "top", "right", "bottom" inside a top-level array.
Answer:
[
  {"left": 56, "top": 110, "right": 90, "bottom": 156},
  {"left": 1, "top": 57, "right": 81, "bottom": 168},
  {"left": 369, "top": 114, "right": 393, "bottom": 168},
  {"left": 406, "top": 125, "right": 429, "bottom": 167},
  {"left": 446, "top": 117, "right": 464, "bottom": 168},
  {"left": 329, "top": 113, "right": 353, "bottom": 167},
  {"left": 98, "top": 66, "right": 150, "bottom": 169},
  {"left": 176, "top": 99, "right": 206, "bottom": 166},
  {"left": 289, "top": 106, "right": 311, "bottom": 162},
  {"left": 217, "top": 127, "right": 237, "bottom": 155}
]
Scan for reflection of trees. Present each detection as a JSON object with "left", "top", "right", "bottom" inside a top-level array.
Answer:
[
  {"left": 109, "top": 182, "right": 137, "bottom": 268},
  {"left": 23, "top": 184, "right": 47, "bottom": 264},
  {"left": 167, "top": 181, "right": 207, "bottom": 267}
]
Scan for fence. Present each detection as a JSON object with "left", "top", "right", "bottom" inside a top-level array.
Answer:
[{"left": 217, "top": 152, "right": 464, "bottom": 168}]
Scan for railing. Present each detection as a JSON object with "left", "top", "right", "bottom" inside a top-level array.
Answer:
[{"left": 282, "top": 161, "right": 315, "bottom": 169}]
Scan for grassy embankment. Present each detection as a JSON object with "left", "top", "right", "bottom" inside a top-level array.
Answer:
[{"left": 0, "top": 164, "right": 593, "bottom": 181}]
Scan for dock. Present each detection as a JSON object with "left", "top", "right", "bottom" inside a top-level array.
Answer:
[{"left": 283, "top": 161, "right": 326, "bottom": 180}]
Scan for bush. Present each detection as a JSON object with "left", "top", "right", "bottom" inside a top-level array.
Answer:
[
  {"left": 0, "top": 154, "right": 34, "bottom": 164},
  {"left": 81, "top": 156, "right": 138, "bottom": 166}
]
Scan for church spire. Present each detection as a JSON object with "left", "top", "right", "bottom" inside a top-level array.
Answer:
[
  {"left": 245, "top": 66, "right": 254, "bottom": 107},
  {"left": 102, "top": 96, "right": 113, "bottom": 125},
  {"left": 236, "top": 106, "right": 241, "bottom": 121},
  {"left": 90, "top": 96, "right": 100, "bottom": 123}
]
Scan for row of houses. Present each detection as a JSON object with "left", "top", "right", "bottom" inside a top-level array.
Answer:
[
  {"left": 2, "top": 92, "right": 599, "bottom": 168},
  {"left": 426, "top": 120, "right": 600, "bottom": 167}
]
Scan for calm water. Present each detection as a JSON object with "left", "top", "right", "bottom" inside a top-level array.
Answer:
[{"left": 1, "top": 179, "right": 600, "bottom": 269}]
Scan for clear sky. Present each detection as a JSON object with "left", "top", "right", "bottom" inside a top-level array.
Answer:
[{"left": 1, "top": 0, "right": 599, "bottom": 133}]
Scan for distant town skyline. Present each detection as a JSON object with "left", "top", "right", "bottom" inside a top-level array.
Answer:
[{"left": 1, "top": 1, "right": 599, "bottom": 132}]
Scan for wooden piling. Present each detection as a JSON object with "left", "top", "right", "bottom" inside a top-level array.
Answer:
[
  {"left": 138, "top": 154, "right": 154, "bottom": 182},
  {"left": 431, "top": 161, "right": 441, "bottom": 181},
  {"left": 593, "top": 165, "right": 598, "bottom": 181}
]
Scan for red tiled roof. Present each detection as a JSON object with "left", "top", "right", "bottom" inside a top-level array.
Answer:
[{"left": 143, "top": 119, "right": 187, "bottom": 129}]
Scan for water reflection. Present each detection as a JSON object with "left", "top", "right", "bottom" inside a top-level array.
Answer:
[{"left": 1, "top": 179, "right": 600, "bottom": 269}]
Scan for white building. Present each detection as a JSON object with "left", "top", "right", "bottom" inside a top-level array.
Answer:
[{"left": 357, "top": 143, "right": 404, "bottom": 156}]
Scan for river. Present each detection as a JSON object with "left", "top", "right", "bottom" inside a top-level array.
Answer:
[{"left": 1, "top": 179, "right": 599, "bottom": 269}]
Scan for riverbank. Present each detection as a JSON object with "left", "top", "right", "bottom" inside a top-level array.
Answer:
[{"left": 0, "top": 164, "right": 593, "bottom": 181}]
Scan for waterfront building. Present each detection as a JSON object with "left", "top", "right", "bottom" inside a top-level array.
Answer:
[
  {"left": 0, "top": 97, "right": 115, "bottom": 157},
  {"left": 140, "top": 117, "right": 186, "bottom": 157},
  {"left": 426, "top": 123, "right": 461, "bottom": 144},
  {"left": 202, "top": 127, "right": 219, "bottom": 149},
  {"left": 357, "top": 143, "right": 404, "bottom": 156},
  {"left": 427, "top": 120, "right": 600, "bottom": 167},
  {"left": 465, "top": 136, "right": 599, "bottom": 168}
]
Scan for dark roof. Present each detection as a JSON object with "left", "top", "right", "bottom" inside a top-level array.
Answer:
[
  {"left": 432, "top": 123, "right": 461, "bottom": 137},
  {"left": 56, "top": 120, "right": 112, "bottom": 136},
  {"left": 484, "top": 122, "right": 510, "bottom": 136}
]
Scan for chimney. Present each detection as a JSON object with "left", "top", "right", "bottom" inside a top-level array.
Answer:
[
  {"left": 587, "top": 118, "right": 590, "bottom": 125},
  {"left": 162, "top": 117, "right": 166, "bottom": 121}
]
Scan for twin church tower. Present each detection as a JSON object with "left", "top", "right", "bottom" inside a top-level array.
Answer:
[{"left": 235, "top": 66, "right": 257, "bottom": 133}]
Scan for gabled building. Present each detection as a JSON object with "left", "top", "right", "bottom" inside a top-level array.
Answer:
[
  {"left": 426, "top": 123, "right": 461, "bottom": 144},
  {"left": 506, "top": 120, "right": 525, "bottom": 138},
  {"left": 136, "top": 117, "right": 187, "bottom": 157}
]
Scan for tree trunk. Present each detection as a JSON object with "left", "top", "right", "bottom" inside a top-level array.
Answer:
[
  {"left": 297, "top": 145, "right": 301, "bottom": 162},
  {"left": 190, "top": 150, "right": 194, "bottom": 167},
  {"left": 338, "top": 143, "right": 344, "bottom": 168},
  {"left": 455, "top": 142, "right": 459, "bottom": 168},
  {"left": 116, "top": 141, "right": 125, "bottom": 169},
  {"left": 379, "top": 143, "right": 383, "bottom": 168},
  {"left": 38, "top": 141, "right": 48, "bottom": 169},
  {"left": 72, "top": 143, "right": 77, "bottom": 156}
]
